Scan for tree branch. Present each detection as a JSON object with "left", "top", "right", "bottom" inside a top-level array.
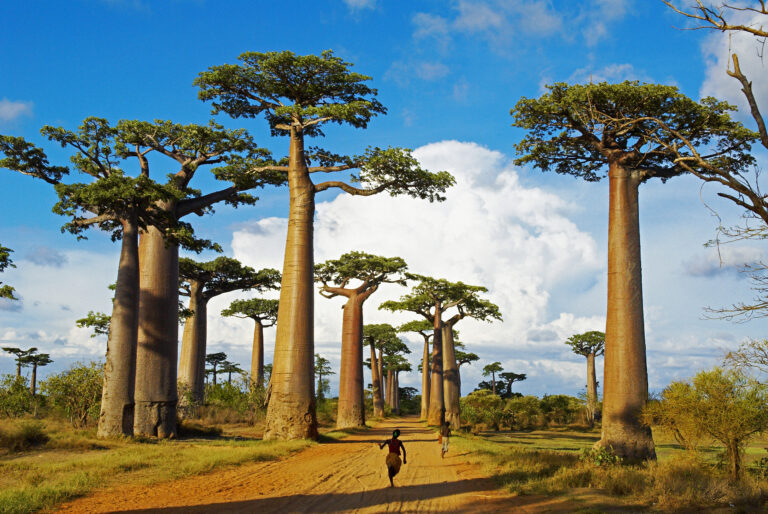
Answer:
[
  {"left": 176, "top": 186, "right": 238, "bottom": 217},
  {"left": 314, "top": 181, "right": 387, "bottom": 195}
]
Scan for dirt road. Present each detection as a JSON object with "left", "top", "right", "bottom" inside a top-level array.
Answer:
[{"left": 56, "top": 417, "right": 557, "bottom": 513}]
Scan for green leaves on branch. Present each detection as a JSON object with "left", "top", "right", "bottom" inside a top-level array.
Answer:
[
  {"left": 0, "top": 135, "right": 68, "bottom": 184},
  {"left": 179, "top": 256, "right": 280, "bottom": 300},
  {"left": 0, "top": 244, "right": 17, "bottom": 300},
  {"left": 76, "top": 311, "right": 111, "bottom": 338},
  {"left": 195, "top": 50, "right": 386, "bottom": 136},
  {"left": 221, "top": 298, "right": 280, "bottom": 325},
  {"left": 349, "top": 146, "right": 454, "bottom": 202},
  {"left": 315, "top": 251, "right": 407, "bottom": 296},
  {"left": 564, "top": 331, "right": 605, "bottom": 357},
  {"left": 511, "top": 81, "right": 756, "bottom": 183}
]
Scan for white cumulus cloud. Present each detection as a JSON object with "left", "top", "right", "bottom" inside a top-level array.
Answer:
[{"left": 0, "top": 98, "right": 32, "bottom": 122}]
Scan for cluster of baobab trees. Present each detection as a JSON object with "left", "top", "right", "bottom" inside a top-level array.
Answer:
[{"left": 0, "top": 50, "right": 453, "bottom": 440}]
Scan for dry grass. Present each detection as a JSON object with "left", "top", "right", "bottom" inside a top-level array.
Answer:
[
  {"left": 0, "top": 418, "right": 312, "bottom": 514},
  {"left": 452, "top": 427, "right": 768, "bottom": 511}
]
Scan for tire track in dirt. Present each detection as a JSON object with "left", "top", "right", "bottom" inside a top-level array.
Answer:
[{"left": 56, "top": 417, "right": 573, "bottom": 513}]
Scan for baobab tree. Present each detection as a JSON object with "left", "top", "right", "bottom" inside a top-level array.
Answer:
[
  {"left": 384, "top": 354, "right": 411, "bottom": 415},
  {"left": 220, "top": 361, "right": 244, "bottom": 384},
  {"left": 221, "top": 297, "right": 280, "bottom": 388},
  {"left": 482, "top": 362, "right": 503, "bottom": 396},
  {"left": 2, "top": 346, "right": 36, "bottom": 377},
  {"left": 565, "top": 331, "right": 605, "bottom": 426},
  {"left": 205, "top": 352, "right": 228, "bottom": 385},
  {"left": 363, "top": 323, "right": 401, "bottom": 417},
  {"left": 196, "top": 50, "right": 454, "bottom": 440},
  {"left": 398, "top": 320, "right": 433, "bottom": 420},
  {"left": 0, "top": 245, "right": 17, "bottom": 300},
  {"left": 381, "top": 276, "right": 501, "bottom": 428},
  {"left": 314, "top": 354, "right": 334, "bottom": 401},
  {"left": 499, "top": 372, "right": 526, "bottom": 399},
  {"left": 512, "top": 82, "right": 751, "bottom": 460},
  {"left": 20, "top": 351, "right": 52, "bottom": 395},
  {"left": 455, "top": 341, "right": 479, "bottom": 395},
  {"left": 178, "top": 257, "right": 280, "bottom": 403},
  {"left": 315, "top": 251, "right": 407, "bottom": 428}
]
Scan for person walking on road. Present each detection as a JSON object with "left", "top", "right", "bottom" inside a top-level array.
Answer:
[
  {"left": 379, "top": 429, "right": 407, "bottom": 487},
  {"left": 439, "top": 421, "right": 451, "bottom": 458}
]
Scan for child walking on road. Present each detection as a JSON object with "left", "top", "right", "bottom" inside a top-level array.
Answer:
[
  {"left": 379, "top": 429, "right": 407, "bottom": 487},
  {"left": 440, "top": 421, "right": 451, "bottom": 458}
]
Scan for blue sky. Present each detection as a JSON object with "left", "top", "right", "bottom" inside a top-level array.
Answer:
[{"left": 1, "top": 0, "right": 767, "bottom": 396}]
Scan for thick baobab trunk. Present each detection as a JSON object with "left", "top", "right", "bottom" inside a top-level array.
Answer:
[
  {"left": 599, "top": 163, "right": 655, "bottom": 461},
  {"left": 251, "top": 321, "right": 264, "bottom": 388},
  {"left": 30, "top": 363, "right": 37, "bottom": 396},
  {"left": 442, "top": 324, "right": 460, "bottom": 429},
  {"left": 427, "top": 306, "right": 445, "bottom": 426},
  {"left": 178, "top": 282, "right": 207, "bottom": 404},
  {"left": 586, "top": 352, "right": 598, "bottom": 426},
  {"left": 420, "top": 339, "right": 430, "bottom": 420},
  {"left": 98, "top": 219, "right": 139, "bottom": 438},
  {"left": 370, "top": 341, "right": 384, "bottom": 417},
  {"left": 134, "top": 225, "right": 179, "bottom": 438},
  {"left": 337, "top": 294, "right": 366, "bottom": 428},
  {"left": 393, "top": 372, "right": 400, "bottom": 414},
  {"left": 385, "top": 367, "right": 394, "bottom": 407},
  {"left": 264, "top": 129, "right": 318, "bottom": 440}
]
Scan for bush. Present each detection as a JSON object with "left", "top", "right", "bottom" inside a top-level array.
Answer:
[
  {"left": 0, "top": 419, "right": 48, "bottom": 452},
  {"left": 461, "top": 390, "right": 504, "bottom": 430},
  {"left": 0, "top": 374, "right": 36, "bottom": 418},
  {"left": 642, "top": 382, "right": 705, "bottom": 451},
  {"left": 643, "top": 367, "right": 768, "bottom": 480},
  {"left": 505, "top": 395, "right": 542, "bottom": 430},
  {"left": 41, "top": 362, "right": 103, "bottom": 427},
  {"left": 539, "top": 394, "right": 582, "bottom": 425}
]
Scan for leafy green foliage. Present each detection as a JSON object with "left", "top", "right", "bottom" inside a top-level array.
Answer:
[
  {"left": 499, "top": 372, "right": 527, "bottom": 398},
  {"left": 315, "top": 251, "right": 407, "bottom": 294},
  {"left": 0, "top": 135, "right": 68, "bottom": 184},
  {"left": 564, "top": 331, "right": 605, "bottom": 357},
  {"left": 0, "top": 244, "right": 17, "bottom": 300},
  {"left": 643, "top": 367, "right": 768, "bottom": 479},
  {"left": 314, "top": 354, "right": 334, "bottom": 400},
  {"left": 461, "top": 390, "right": 505, "bottom": 431},
  {"left": 41, "top": 362, "right": 103, "bottom": 427},
  {"left": 196, "top": 50, "right": 386, "bottom": 136},
  {"left": 1, "top": 347, "right": 37, "bottom": 374},
  {"left": 205, "top": 353, "right": 228, "bottom": 384},
  {"left": 539, "top": 394, "right": 583, "bottom": 425},
  {"left": 179, "top": 257, "right": 280, "bottom": 300},
  {"left": 380, "top": 275, "right": 502, "bottom": 324},
  {"left": 580, "top": 446, "right": 622, "bottom": 467},
  {"left": 0, "top": 375, "right": 36, "bottom": 418},
  {"left": 221, "top": 298, "right": 279, "bottom": 325},
  {"left": 642, "top": 382, "right": 705, "bottom": 451},
  {"left": 76, "top": 311, "right": 111, "bottom": 338},
  {"left": 482, "top": 361, "right": 503, "bottom": 378},
  {"left": 512, "top": 81, "right": 755, "bottom": 183}
]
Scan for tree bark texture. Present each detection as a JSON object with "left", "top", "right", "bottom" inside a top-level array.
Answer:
[
  {"left": 264, "top": 129, "right": 318, "bottom": 440},
  {"left": 178, "top": 282, "right": 207, "bottom": 404},
  {"left": 385, "top": 368, "right": 394, "bottom": 408},
  {"left": 393, "top": 372, "right": 400, "bottom": 414},
  {"left": 427, "top": 305, "right": 445, "bottom": 426},
  {"left": 586, "top": 352, "right": 598, "bottom": 426},
  {"left": 442, "top": 323, "right": 460, "bottom": 429},
  {"left": 251, "top": 321, "right": 265, "bottom": 388},
  {"left": 599, "top": 162, "right": 655, "bottom": 461},
  {"left": 134, "top": 225, "right": 179, "bottom": 438},
  {"left": 370, "top": 341, "right": 384, "bottom": 417},
  {"left": 420, "top": 339, "right": 430, "bottom": 420},
  {"left": 98, "top": 220, "right": 139, "bottom": 438},
  {"left": 30, "top": 363, "right": 37, "bottom": 396},
  {"left": 336, "top": 294, "right": 367, "bottom": 428}
]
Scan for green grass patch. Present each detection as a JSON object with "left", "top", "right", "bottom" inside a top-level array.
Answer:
[
  {"left": 0, "top": 419, "right": 312, "bottom": 514},
  {"left": 451, "top": 427, "right": 768, "bottom": 511}
]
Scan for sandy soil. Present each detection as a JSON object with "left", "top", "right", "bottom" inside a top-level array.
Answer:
[{"left": 56, "top": 417, "right": 576, "bottom": 513}]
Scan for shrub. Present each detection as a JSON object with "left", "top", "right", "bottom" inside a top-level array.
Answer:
[
  {"left": 41, "top": 361, "right": 103, "bottom": 427},
  {"left": 0, "top": 419, "right": 48, "bottom": 452},
  {"left": 642, "top": 382, "right": 706, "bottom": 451},
  {"left": 505, "top": 395, "right": 542, "bottom": 430},
  {"left": 0, "top": 374, "right": 36, "bottom": 418},
  {"left": 539, "top": 394, "right": 582, "bottom": 425},
  {"left": 461, "top": 390, "right": 504, "bottom": 430},
  {"left": 643, "top": 367, "right": 768, "bottom": 480},
  {"left": 579, "top": 445, "right": 621, "bottom": 467}
]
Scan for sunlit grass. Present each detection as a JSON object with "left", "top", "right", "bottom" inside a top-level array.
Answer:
[
  {"left": 0, "top": 418, "right": 313, "bottom": 514},
  {"left": 451, "top": 427, "right": 768, "bottom": 511}
]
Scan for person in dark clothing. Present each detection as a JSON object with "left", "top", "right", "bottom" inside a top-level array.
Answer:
[
  {"left": 379, "top": 429, "right": 407, "bottom": 487},
  {"left": 440, "top": 421, "right": 451, "bottom": 458}
]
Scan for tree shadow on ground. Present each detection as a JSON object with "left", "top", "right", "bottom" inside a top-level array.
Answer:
[{"left": 121, "top": 478, "right": 503, "bottom": 513}]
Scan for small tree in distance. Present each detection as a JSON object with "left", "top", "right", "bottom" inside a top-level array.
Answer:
[
  {"left": 205, "top": 353, "right": 228, "bottom": 385},
  {"left": 314, "top": 354, "right": 334, "bottom": 401},
  {"left": 565, "top": 331, "right": 605, "bottom": 426},
  {"left": 499, "top": 372, "right": 526, "bottom": 399},
  {"left": 222, "top": 298, "right": 280, "bottom": 388},
  {"left": 482, "top": 362, "right": 503, "bottom": 396}
]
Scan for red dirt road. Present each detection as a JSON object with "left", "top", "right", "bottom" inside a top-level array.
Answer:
[{"left": 56, "top": 417, "right": 566, "bottom": 513}]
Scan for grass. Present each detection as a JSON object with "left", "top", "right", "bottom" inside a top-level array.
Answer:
[
  {"left": 0, "top": 418, "right": 316, "bottom": 514},
  {"left": 451, "top": 426, "right": 768, "bottom": 511}
]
